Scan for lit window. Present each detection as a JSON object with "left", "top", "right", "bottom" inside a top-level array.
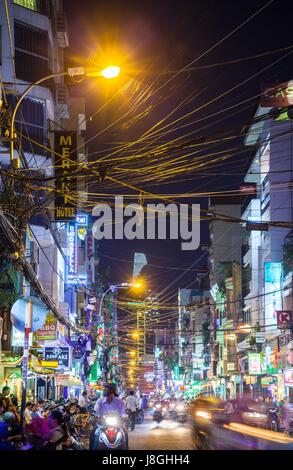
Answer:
[{"left": 13, "top": 0, "right": 38, "bottom": 12}]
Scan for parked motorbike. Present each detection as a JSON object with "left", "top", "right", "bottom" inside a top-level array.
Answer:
[{"left": 91, "top": 415, "right": 128, "bottom": 450}]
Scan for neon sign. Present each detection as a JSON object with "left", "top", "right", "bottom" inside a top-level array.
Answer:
[
  {"left": 67, "top": 222, "right": 77, "bottom": 285},
  {"left": 76, "top": 213, "right": 88, "bottom": 226}
]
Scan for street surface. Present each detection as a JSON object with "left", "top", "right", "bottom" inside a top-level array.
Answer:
[{"left": 129, "top": 413, "right": 194, "bottom": 450}]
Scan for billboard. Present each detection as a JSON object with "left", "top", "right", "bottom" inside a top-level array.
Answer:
[
  {"left": 34, "top": 312, "right": 57, "bottom": 342},
  {"left": 248, "top": 353, "right": 267, "bottom": 375},
  {"left": 44, "top": 347, "right": 70, "bottom": 367},
  {"left": 264, "top": 262, "right": 283, "bottom": 329},
  {"left": 54, "top": 131, "right": 78, "bottom": 221},
  {"left": 261, "top": 81, "right": 293, "bottom": 107},
  {"left": 276, "top": 310, "right": 293, "bottom": 329}
]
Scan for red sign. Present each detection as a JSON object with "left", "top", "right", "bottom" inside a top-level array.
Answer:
[
  {"left": 261, "top": 81, "right": 293, "bottom": 107},
  {"left": 276, "top": 310, "right": 293, "bottom": 329},
  {"left": 239, "top": 184, "right": 257, "bottom": 195}
]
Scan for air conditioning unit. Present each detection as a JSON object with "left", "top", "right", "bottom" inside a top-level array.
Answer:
[
  {"left": 56, "top": 13, "right": 69, "bottom": 48},
  {"left": 55, "top": 84, "right": 69, "bottom": 119}
]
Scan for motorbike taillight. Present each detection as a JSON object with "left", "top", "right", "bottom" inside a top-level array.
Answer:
[{"left": 106, "top": 428, "right": 118, "bottom": 443}]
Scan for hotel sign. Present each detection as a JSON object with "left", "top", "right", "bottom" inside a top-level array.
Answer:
[{"left": 54, "top": 131, "right": 78, "bottom": 220}]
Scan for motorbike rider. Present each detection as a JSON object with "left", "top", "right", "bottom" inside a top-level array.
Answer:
[{"left": 90, "top": 383, "right": 128, "bottom": 449}]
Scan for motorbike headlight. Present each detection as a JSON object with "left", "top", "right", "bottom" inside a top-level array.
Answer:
[
  {"left": 195, "top": 410, "right": 212, "bottom": 420},
  {"left": 105, "top": 416, "right": 118, "bottom": 426}
]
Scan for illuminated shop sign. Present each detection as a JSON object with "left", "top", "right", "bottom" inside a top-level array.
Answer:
[
  {"left": 264, "top": 262, "right": 283, "bottom": 328},
  {"left": 67, "top": 222, "right": 77, "bottom": 285},
  {"left": 54, "top": 131, "right": 78, "bottom": 221},
  {"left": 76, "top": 213, "right": 88, "bottom": 226},
  {"left": 248, "top": 353, "right": 267, "bottom": 375}
]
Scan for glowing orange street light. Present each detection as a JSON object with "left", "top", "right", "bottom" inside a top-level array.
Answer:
[{"left": 100, "top": 65, "right": 121, "bottom": 79}]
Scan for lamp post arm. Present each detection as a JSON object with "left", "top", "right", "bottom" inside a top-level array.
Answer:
[{"left": 10, "top": 71, "right": 69, "bottom": 167}]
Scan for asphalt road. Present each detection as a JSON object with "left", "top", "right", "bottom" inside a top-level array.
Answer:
[{"left": 129, "top": 414, "right": 194, "bottom": 450}]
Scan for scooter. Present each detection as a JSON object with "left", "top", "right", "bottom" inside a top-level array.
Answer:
[
  {"left": 92, "top": 415, "right": 128, "bottom": 450},
  {"left": 175, "top": 403, "right": 188, "bottom": 424},
  {"left": 153, "top": 403, "right": 164, "bottom": 423},
  {"left": 169, "top": 402, "right": 177, "bottom": 420},
  {"left": 135, "top": 407, "right": 144, "bottom": 424}
]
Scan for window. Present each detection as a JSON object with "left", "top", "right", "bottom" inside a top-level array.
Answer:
[
  {"left": 13, "top": 0, "right": 48, "bottom": 15},
  {"left": 6, "top": 94, "right": 48, "bottom": 157},
  {"left": 14, "top": 21, "right": 50, "bottom": 82},
  {"left": 192, "top": 320, "right": 196, "bottom": 334},
  {"left": 14, "top": 0, "right": 38, "bottom": 11}
]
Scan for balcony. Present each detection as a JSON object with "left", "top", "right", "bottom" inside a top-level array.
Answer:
[
  {"left": 56, "top": 13, "right": 69, "bottom": 48},
  {"left": 55, "top": 84, "right": 69, "bottom": 118}
]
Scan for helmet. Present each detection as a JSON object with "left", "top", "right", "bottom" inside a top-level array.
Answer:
[
  {"left": 2, "top": 412, "right": 16, "bottom": 423},
  {"left": 103, "top": 382, "right": 117, "bottom": 393}
]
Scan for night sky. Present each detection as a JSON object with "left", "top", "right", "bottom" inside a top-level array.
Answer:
[{"left": 64, "top": 0, "right": 293, "bottom": 304}]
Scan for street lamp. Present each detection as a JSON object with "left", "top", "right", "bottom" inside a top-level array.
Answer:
[
  {"left": 99, "top": 281, "right": 143, "bottom": 382},
  {"left": 10, "top": 65, "right": 120, "bottom": 168},
  {"left": 98, "top": 281, "right": 142, "bottom": 320}
]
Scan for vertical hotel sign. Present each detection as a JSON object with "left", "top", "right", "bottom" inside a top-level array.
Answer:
[{"left": 54, "top": 131, "right": 77, "bottom": 220}]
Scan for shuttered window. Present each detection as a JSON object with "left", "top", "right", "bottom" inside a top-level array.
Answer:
[{"left": 14, "top": 21, "right": 50, "bottom": 82}]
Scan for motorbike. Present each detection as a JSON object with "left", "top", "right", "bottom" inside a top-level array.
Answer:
[
  {"left": 135, "top": 407, "right": 144, "bottom": 424},
  {"left": 153, "top": 403, "right": 164, "bottom": 423},
  {"left": 91, "top": 415, "right": 128, "bottom": 450},
  {"left": 169, "top": 402, "right": 177, "bottom": 420},
  {"left": 268, "top": 406, "right": 280, "bottom": 432},
  {"left": 175, "top": 403, "right": 188, "bottom": 424},
  {"left": 192, "top": 410, "right": 215, "bottom": 450}
]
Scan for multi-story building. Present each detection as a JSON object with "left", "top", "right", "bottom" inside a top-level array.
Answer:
[
  {"left": 238, "top": 97, "right": 293, "bottom": 401},
  {"left": 177, "top": 283, "right": 210, "bottom": 397},
  {"left": 208, "top": 196, "right": 243, "bottom": 399},
  {"left": 0, "top": 1, "right": 91, "bottom": 400}
]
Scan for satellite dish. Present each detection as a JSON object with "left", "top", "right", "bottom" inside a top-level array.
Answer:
[{"left": 10, "top": 296, "right": 47, "bottom": 333}]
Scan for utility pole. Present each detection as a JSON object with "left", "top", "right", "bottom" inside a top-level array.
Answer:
[{"left": 21, "top": 300, "right": 32, "bottom": 424}]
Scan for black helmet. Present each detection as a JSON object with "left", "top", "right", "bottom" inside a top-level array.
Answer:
[{"left": 103, "top": 382, "right": 117, "bottom": 393}]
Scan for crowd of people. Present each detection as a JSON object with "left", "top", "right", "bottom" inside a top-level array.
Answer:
[{"left": 0, "top": 384, "right": 149, "bottom": 450}]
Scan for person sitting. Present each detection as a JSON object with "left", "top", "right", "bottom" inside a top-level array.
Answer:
[{"left": 44, "top": 411, "right": 68, "bottom": 450}]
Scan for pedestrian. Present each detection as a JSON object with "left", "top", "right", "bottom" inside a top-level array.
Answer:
[
  {"left": 126, "top": 390, "right": 137, "bottom": 431},
  {"left": 78, "top": 390, "right": 89, "bottom": 413},
  {"left": 224, "top": 400, "right": 234, "bottom": 416},
  {"left": 0, "top": 386, "right": 12, "bottom": 412},
  {"left": 24, "top": 402, "right": 33, "bottom": 425},
  {"left": 141, "top": 395, "right": 148, "bottom": 410}
]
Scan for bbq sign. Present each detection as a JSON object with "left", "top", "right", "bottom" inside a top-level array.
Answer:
[
  {"left": 276, "top": 310, "right": 293, "bottom": 329},
  {"left": 44, "top": 347, "right": 70, "bottom": 367}
]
